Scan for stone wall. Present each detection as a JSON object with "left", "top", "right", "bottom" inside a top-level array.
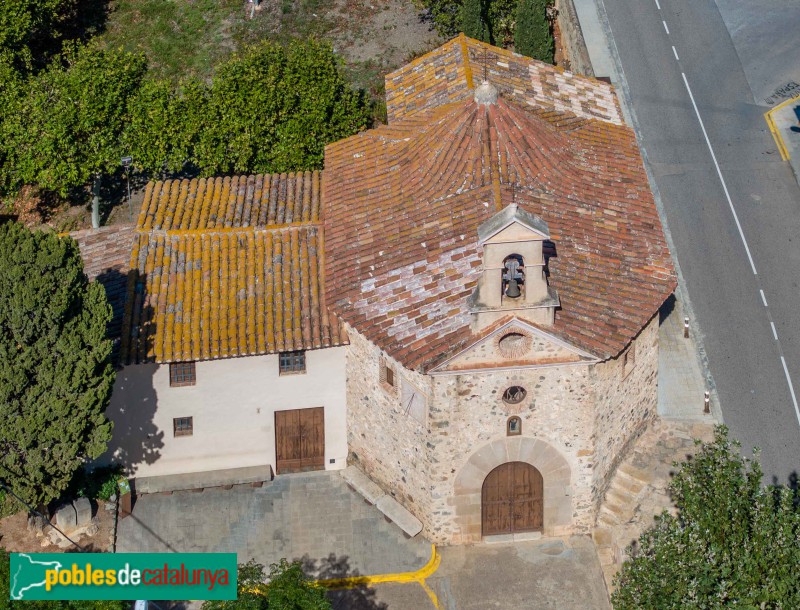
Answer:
[
  {"left": 346, "top": 316, "right": 661, "bottom": 545},
  {"left": 428, "top": 362, "right": 596, "bottom": 543},
  {"left": 590, "top": 315, "right": 660, "bottom": 504},
  {"left": 345, "top": 326, "right": 434, "bottom": 529},
  {"left": 555, "top": 0, "right": 595, "bottom": 77}
]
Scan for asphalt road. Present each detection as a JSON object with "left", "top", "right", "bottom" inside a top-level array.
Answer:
[{"left": 599, "top": 0, "right": 800, "bottom": 482}]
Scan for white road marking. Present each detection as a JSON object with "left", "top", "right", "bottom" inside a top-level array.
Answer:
[
  {"left": 680, "top": 72, "right": 758, "bottom": 275},
  {"left": 760, "top": 289, "right": 768, "bottom": 307},
  {"left": 780, "top": 356, "right": 800, "bottom": 427},
  {"left": 655, "top": 0, "right": 661, "bottom": 9},
  {"left": 672, "top": 46, "right": 679, "bottom": 61},
  {"left": 680, "top": 71, "right": 800, "bottom": 430},
  {"left": 663, "top": 20, "right": 670, "bottom": 34}
]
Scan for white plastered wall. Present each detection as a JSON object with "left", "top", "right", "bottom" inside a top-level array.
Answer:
[{"left": 101, "top": 346, "right": 348, "bottom": 478}]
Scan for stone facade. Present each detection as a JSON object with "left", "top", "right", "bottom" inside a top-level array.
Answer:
[
  {"left": 590, "top": 315, "right": 660, "bottom": 503},
  {"left": 345, "top": 326, "right": 435, "bottom": 527},
  {"left": 346, "top": 315, "right": 661, "bottom": 545}
]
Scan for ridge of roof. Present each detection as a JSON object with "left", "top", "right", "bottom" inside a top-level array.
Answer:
[
  {"left": 385, "top": 35, "right": 624, "bottom": 126},
  {"left": 477, "top": 203, "right": 550, "bottom": 243}
]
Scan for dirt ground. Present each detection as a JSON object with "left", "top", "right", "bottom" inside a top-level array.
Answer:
[{"left": 0, "top": 501, "right": 116, "bottom": 553}]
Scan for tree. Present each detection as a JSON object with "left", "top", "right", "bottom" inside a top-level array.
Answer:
[
  {"left": 1, "top": 548, "right": 126, "bottom": 610},
  {"left": 613, "top": 426, "right": 800, "bottom": 609},
  {"left": 0, "top": 0, "right": 75, "bottom": 74},
  {"left": 460, "top": 0, "right": 491, "bottom": 43},
  {"left": 190, "top": 39, "right": 369, "bottom": 176},
  {"left": 0, "top": 222, "right": 115, "bottom": 508},
  {"left": 0, "top": 43, "right": 147, "bottom": 205},
  {"left": 514, "top": 0, "right": 554, "bottom": 63},
  {"left": 202, "top": 559, "right": 331, "bottom": 610}
]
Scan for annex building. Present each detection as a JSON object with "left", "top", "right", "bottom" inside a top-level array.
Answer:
[{"left": 83, "top": 35, "right": 675, "bottom": 545}]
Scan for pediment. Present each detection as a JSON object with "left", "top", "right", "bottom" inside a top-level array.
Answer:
[
  {"left": 477, "top": 203, "right": 549, "bottom": 245},
  {"left": 430, "top": 318, "right": 598, "bottom": 374}
]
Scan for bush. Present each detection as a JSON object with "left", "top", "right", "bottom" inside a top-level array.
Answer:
[
  {"left": 514, "top": 0, "right": 554, "bottom": 63},
  {"left": 69, "top": 465, "right": 124, "bottom": 502},
  {"left": 613, "top": 426, "right": 800, "bottom": 609}
]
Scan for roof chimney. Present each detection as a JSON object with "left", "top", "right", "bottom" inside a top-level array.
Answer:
[{"left": 474, "top": 81, "right": 498, "bottom": 105}]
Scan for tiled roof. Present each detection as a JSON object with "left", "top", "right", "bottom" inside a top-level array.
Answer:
[
  {"left": 385, "top": 34, "right": 623, "bottom": 126},
  {"left": 138, "top": 171, "right": 322, "bottom": 230},
  {"left": 324, "top": 80, "right": 675, "bottom": 371},
  {"left": 121, "top": 171, "right": 346, "bottom": 365},
  {"left": 70, "top": 225, "right": 137, "bottom": 352}
]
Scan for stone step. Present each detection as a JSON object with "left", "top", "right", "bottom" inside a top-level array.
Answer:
[
  {"left": 613, "top": 469, "right": 646, "bottom": 495},
  {"left": 604, "top": 487, "right": 630, "bottom": 508},
  {"left": 597, "top": 510, "right": 618, "bottom": 528},
  {"left": 341, "top": 465, "right": 385, "bottom": 505},
  {"left": 599, "top": 500, "right": 634, "bottom": 525},
  {"left": 592, "top": 527, "right": 613, "bottom": 548},
  {"left": 618, "top": 462, "right": 654, "bottom": 485},
  {"left": 376, "top": 496, "right": 423, "bottom": 538}
]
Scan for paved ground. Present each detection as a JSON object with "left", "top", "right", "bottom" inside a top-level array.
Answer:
[
  {"left": 658, "top": 293, "right": 719, "bottom": 422},
  {"left": 120, "top": 472, "right": 611, "bottom": 609},
  {"left": 329, "top": 537, "right": 610, "bottom": 610},
  {"left": 118, "top": 471, "right": 430, "bottom": 577}
]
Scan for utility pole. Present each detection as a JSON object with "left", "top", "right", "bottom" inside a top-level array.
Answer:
[{"left": 121, "top": 156, "right": 133, "bottom": 221}]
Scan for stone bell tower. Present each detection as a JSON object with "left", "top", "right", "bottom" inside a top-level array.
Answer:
[{"left": 469, "top": 203, "right": 560, "bottom": 330}]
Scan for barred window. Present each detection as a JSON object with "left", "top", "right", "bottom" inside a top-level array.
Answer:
[
  {"left": 173, "top": 417, "right": 193, "bottom": 437},
  {"left": 169, "top": 361, "right": 196, "bottom": 387},
  {"left": 279, "top": 350, "right": 306, "bottom": 374},
  {"left": 379, "top": 358, "right": 395, "bottom": 392}
]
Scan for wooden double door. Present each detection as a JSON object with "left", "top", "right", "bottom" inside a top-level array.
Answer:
[
  {"left": 482, "top": 462, "right": 544, "bottom": 536},
  {"left": 275, "top": 407, "right": 325, "bottom": 475}
]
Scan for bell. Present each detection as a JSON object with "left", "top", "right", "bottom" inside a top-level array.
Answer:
[{"left": 506, "top": 278, "right": 521, "bottom": 298}]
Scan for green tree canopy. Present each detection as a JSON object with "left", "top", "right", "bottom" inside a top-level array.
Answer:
[
  {"left": 0, "top": 222, "right": 115, "bottom": 508},
  {"left": 613, "top": 426, "right": 800, "bottom": 609},
  {"left": 203, "top": 559, "right": 331, "bottom": 610},
  {"left": 0, "top": 43, "right": 147, "bottom": 197},
  {"left": 0, "top": 0, "right": 75, "bottom": 74},
  {"left": 460, "top": 0, "right": 491, "bottom": 43},
  {"left": 514, "top": 0, "right": 554, "bottom": 63},
  {"left": 193, "top": 38, "right": 369, "bottom": 176}
]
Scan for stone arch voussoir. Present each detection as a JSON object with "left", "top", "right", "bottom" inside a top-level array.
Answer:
[{"left": 452, "top": 436, "right": 572, "bottom": 541}]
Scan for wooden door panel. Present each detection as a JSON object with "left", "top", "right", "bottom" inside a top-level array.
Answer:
[
  {"left": 482, "top": 462, "right": 544, "bottom": 536},
  {"left": 275, "top": 407, "right": 325, "bottom": 474}
]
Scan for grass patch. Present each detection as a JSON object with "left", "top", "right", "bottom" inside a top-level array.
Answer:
[{"left": 98, "top": 0, "right": 341, "bottom": 83}]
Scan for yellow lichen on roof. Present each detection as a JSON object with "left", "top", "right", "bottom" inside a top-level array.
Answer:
[{"left": 121, "top": 169, "right": 346, "bottom": 364}]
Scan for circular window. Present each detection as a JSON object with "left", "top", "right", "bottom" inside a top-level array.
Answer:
[
  {"left": 502, "top": 386, "right": 527, "bottom": 405},
  {"left": 497, "top": 332, "right": 531, "bottom": 358}
]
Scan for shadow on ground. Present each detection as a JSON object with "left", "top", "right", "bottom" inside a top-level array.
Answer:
[{"left": 298, "top": 553, "right": 388, "bottom": 610}]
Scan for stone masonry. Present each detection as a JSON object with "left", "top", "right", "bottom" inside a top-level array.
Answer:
[{"left": 347, "top": 313, "right": 661, "bottom": 545}]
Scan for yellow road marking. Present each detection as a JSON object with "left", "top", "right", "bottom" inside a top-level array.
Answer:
[
  {"left": 245, "top": 544, "right": 443, "bottom": 609},
  {"left": 764, "top": 94, "right": 799, "bottom": 162}
]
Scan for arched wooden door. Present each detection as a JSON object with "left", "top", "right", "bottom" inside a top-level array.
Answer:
[{"left": 482, "top": 462, "right": 543, "bottom": 536}]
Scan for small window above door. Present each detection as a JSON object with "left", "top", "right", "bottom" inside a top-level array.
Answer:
[{"left": 279, "top": 350, "right": 306, "bottom": 375}]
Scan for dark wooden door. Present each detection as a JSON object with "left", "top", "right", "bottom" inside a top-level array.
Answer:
[
  {"left": 482, "top": 462, "right": 543, "bottom": 536},
  {"left": 275, "top": 407, "right": 325, "bottom": 474}
]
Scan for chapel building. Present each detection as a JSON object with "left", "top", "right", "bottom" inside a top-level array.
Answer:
[{"left": 93, "top": 35, "right": 675, "bottom": 545}]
